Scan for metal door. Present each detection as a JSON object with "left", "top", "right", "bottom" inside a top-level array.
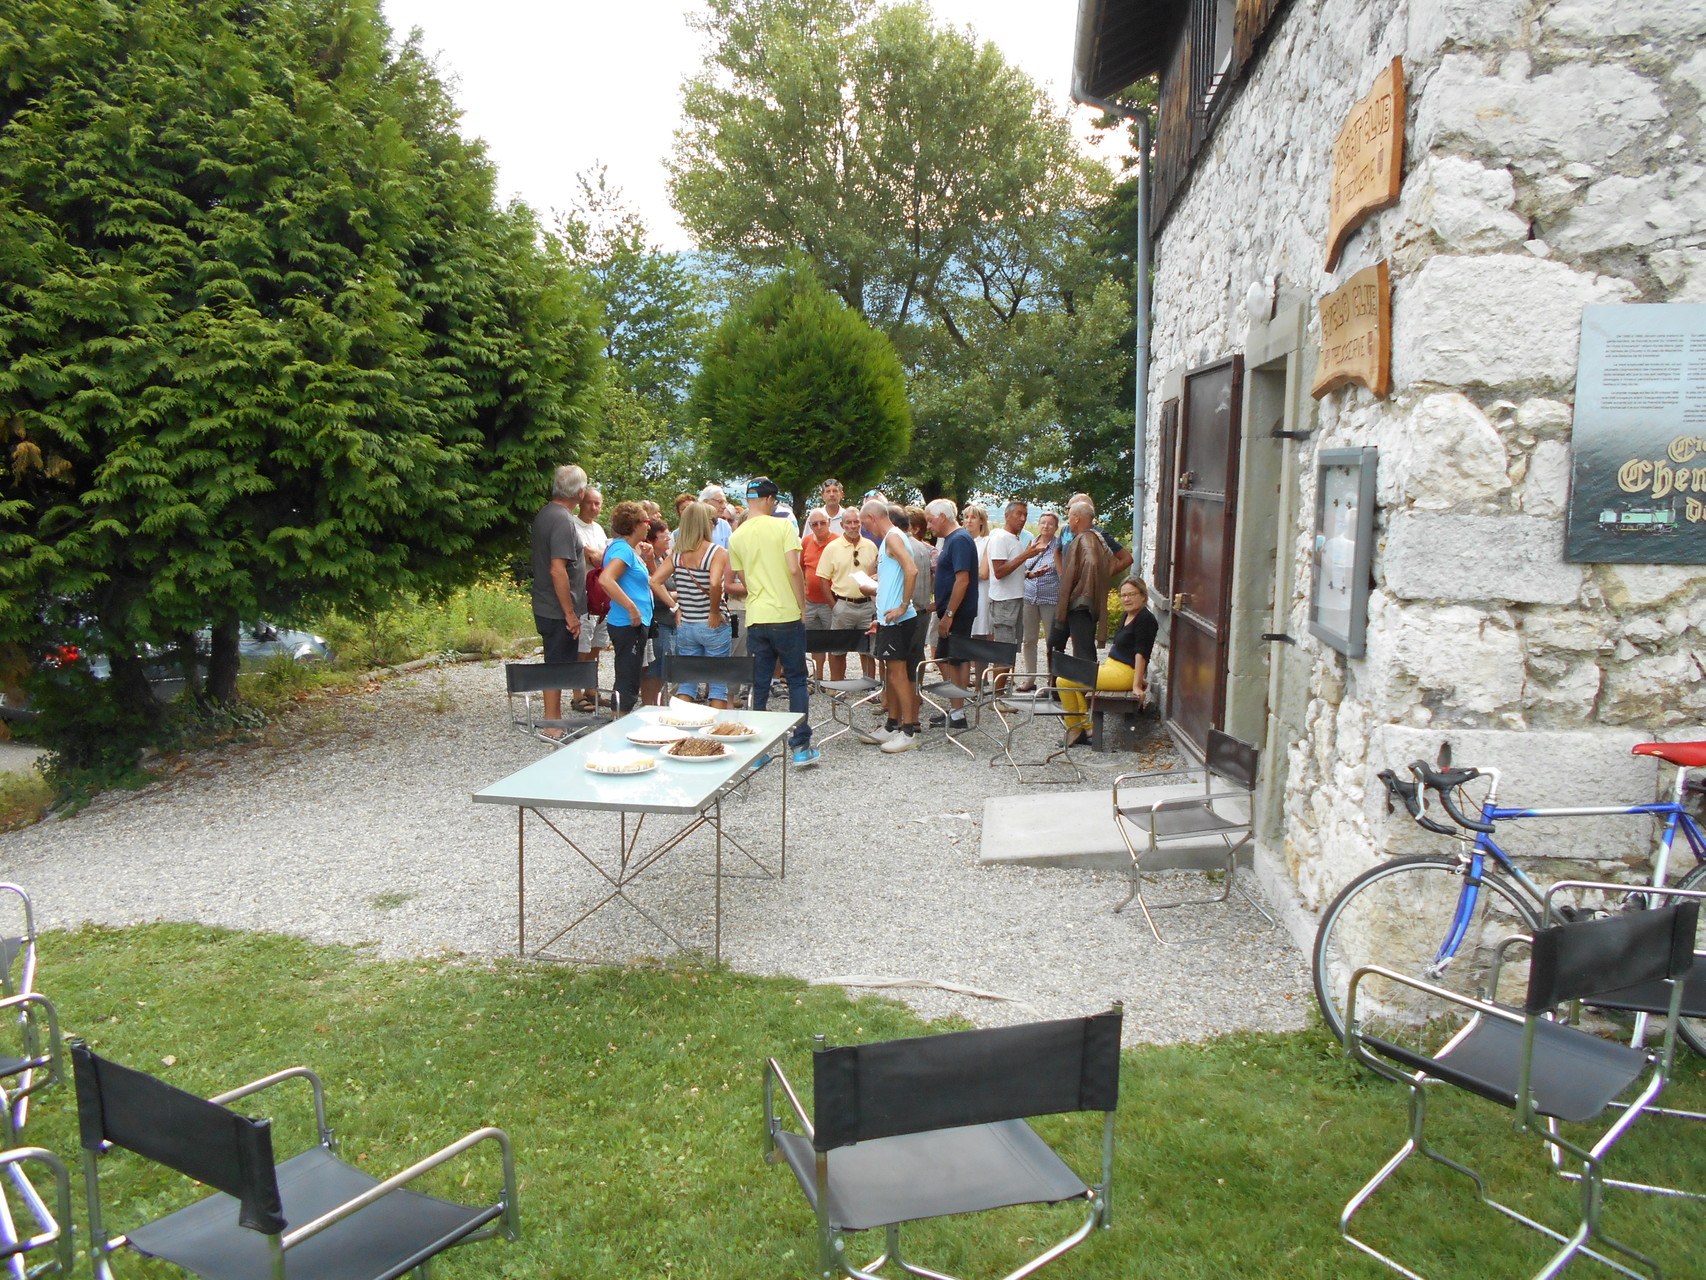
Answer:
[{"left": 1164, "top": 355, "right": 1243, "bottom": 757}]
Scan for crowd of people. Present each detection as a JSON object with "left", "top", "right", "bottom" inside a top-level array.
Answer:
[{"left": 529, "top": 464, "right": 1157, "bottom": 765}]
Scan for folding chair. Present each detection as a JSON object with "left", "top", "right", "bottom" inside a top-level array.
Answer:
[
  {"left": 660, "top": 654, "right": 754, "bottom": 709},
  {"left": 990, "top": 648, "right": 1092, "bottom": 785},
  {"left": 0, "top": 886, "right": 35, "bottom": 1006},
  {"left": 765, "top": 1007, "right": 1122, "bottom": 1280},
  {"left": 1340, "top": 901, "right": 1699, "bottom": 1280},
  {"left": 806, "top": 628, "right": 880, "bottom": 745},
  {"left": 916, "top": 635, "right": 1016, "bottom": 757},
  {"left": 74, "top": 1043, "right": 518, "bottom": 1280},
  {"left": 0, "top": 1145, "right": 72, "bottom": 1276},
  {"left": 504, "top": 661, "right": 604, "bottom": 747},
  {"left": 1110, "top": 728, "right": 1273, "bottom": 943},
  {"left": 0, "top": 993, "right": 59, "bottom": 1142}
]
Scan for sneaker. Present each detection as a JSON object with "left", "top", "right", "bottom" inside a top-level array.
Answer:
[
  {"left": 791, "top": 747, "right": 822, "bottom": 769},
  {"left": 928, "top": 712, "right": 969, "bottom": 730},
  {"left": 853, "top": 724, "right": 894, "bottom": 744},
  {"left": 749, "top": 753, "right": 772, "bottom": 772},
  {"left": 881, "top": 729, "right": 919, "bottom": 753}
]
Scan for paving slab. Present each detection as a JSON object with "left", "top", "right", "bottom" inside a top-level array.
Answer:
[{"left": 979, "top": 783, "right": 1252, "bottom": 873}]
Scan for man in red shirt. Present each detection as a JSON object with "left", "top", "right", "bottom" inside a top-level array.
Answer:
[{"left": 799, "top": 507, "right": 837, "bottom": 680}]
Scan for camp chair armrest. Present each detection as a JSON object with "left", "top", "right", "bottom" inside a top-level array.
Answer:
[
  {"left": 0, "top": 1147, "right": 72, "bottom": 1268},
  {"left": 1485, "top": 934, "right": 1534, "bottom": 1007},
  {"left": 0, "top": 991, "right": 61, "bottom": 1096},
  {"left": 1112, "top": 767, "right": 1206, "bottom": 792},
  {"left": 1346, "top": 964, "right": 1522, "bottom": 1035},
  {"left": 1138, "top": 790, "right": 1248, "bottom": 814},
  {"left": 210, "top": 1066, "right": 333, "bottom": 1148},
  {"left": 280, "top": 1126, "right": 516, "bottom": 1252},
  {"left": 1543, "top": 879, "right": 1706, "bottom": 925},
  {"left": 764, "top": 1057, "right": 813, "bottom": 1143}
]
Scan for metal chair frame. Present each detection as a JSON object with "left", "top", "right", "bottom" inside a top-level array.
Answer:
[
  {"left": 916, "top": 636, "right": 1018, "bottom": 758},
  {"left": 0, "top": 1146, "right": 72, "bottom": 1277},
  {"left": 1340, "top": 901, "right": 1699, "bottom": 1280},
  {"left": 79, "top": 1054, "right": 519, "bottom": 1280},
  {"left": 989, "top": 649, "right": 1095, "bottom": 785},
  {"left": 1110, "top": 728, "right": 1272, "bottom": 942},
  {"left": 805, "top": 628, "right": 881, "bottom": 744},
  {"left": 504, "top": 660, "right": 605, "bottom": 748},
  {"left": 763, "top": 1009, "right": 1122, "bottom": 1280}
]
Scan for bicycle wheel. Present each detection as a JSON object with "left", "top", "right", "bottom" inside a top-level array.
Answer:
[{"left": 1313, "top": 856, "right": 1540, "bottom": 1045}]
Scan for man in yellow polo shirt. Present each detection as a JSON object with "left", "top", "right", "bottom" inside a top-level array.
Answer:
[
  {"left": 815, "top": 508, "right": 878, "bottom": 681},
  {"left": 729, "top": 476, "right": 818, "bottom": 769}
]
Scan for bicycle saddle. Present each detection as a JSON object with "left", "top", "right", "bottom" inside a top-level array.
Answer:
[{"left": 1632, "top": 741, "right": 1706, "bottom": 768}]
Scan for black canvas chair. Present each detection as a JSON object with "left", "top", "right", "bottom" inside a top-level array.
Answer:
[
  {"left": 74, "top": 1045, "right": 518, "bottom": 1280},
  {"left": 1340, "top": 900, "right": 1700, "bottom": 1280},
  {"left": 1110, "top": 728, "right": 1273, "bottom": 943},
  {"left": 660, "top": 654, "right": 754, "bottom": 709},
  {"left": 764, "top": 1007, "right": 1122, "bottom": 1280},
  {"left": 805, "top": 629, "right": 880, "bottom": 744},
  {"left": 0, "top": 1144, "right": 73, "bottom": 1276},
  {"left": 916, "top": 635, "right": 1017, "bottom": 757},
  {"left": 504, "top": 660, "right": 604, "bottom": 747}
]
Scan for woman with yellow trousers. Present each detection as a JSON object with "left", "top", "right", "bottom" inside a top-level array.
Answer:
[{"left": 1060, "top": 577, "right": 1157, "bottom": 750}]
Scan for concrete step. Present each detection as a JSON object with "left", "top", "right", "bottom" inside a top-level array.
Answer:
[
  {"left": 978, "top": 782, "right": 1251, "bottom": 873},
  {"left": 0, "top": 742, "right": 45, "bottom": 777}
]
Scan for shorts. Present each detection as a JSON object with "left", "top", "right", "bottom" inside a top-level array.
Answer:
[
  {"left": 874, "top": 614, "right": 919, "bottom": 664},
  {"left": 935, "top": 607, "right": 974, "bottom": 660},
  {"left": 831, "top": 597, "right": 876, "bottom": 631},
  {"left": 534, "top": 613, "right": 579, "bottom": 664},
  {"left": 803, "top": 601, "right": 835, "bottom": 633},
  {"left": 988, "top": 597, "right": 1023, "bottom": 645},
  {"left": 577, "top": 613, "right": 610, "bottom": 650}
]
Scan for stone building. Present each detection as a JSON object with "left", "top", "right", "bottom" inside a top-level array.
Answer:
[{"left": 1072, "top": 0, "right": 1706, "bottom": 936}]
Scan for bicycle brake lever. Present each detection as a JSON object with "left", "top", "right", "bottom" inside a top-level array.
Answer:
[
  {"left": 1409, "top": 759, "right": 1496, "bottom": 834},
  {"left": 1382, "top": 766, "right": 1458, "bottom": 835}
]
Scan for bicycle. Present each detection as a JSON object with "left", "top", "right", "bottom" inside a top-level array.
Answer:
[{"left": 1311, "top": 740, "right": 1706, "bottom": 1051}]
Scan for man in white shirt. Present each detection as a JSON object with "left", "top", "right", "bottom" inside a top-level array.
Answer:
[
  {"left": 985, "top": 499, "right": 1031, "bottom": 690},
  {"left": 819, "top": 477, "right": 852, "bottom": 535},
  {"left": 573, "top": 486, "right": 610, "bottom": 708}
]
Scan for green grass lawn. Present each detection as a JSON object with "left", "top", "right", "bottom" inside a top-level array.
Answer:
[{"left": 20, "top": 926, "right": 1706, "bottom": 1278}]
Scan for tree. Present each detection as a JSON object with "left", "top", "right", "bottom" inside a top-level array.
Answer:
[
  {"left": 0, "top": 0, "right": 601, "bottom": 717},
  {"left": 687, "top": 267, "right": 910, "bottom": 506},
  {"left": 558, "top": 165, "right": 709, "bottom": 415},
  {"left": 669, "top": 0, "right": 1126, "bottom": 504}
]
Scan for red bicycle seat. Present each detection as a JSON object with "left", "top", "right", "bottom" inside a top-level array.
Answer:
[{"left": 1632, "top": 741, "right": 1706, "bottom": 768}]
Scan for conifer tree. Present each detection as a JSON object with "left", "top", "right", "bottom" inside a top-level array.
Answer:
[{"left": 0, "top": 0, "right": 600, "bottom": 710}]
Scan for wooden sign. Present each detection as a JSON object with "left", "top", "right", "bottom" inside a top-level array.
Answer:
[
  {"left": 1325, "top": 58, "right": 1404, "bottom": 270},
  {"left": 1311, "top": 261, "right": 1391, "bottom": 399}
]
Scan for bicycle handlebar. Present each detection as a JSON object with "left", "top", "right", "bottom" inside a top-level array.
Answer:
[
  {"left": 1408, "top": 759, "right": 1496, "bottom": 833},
  {"left": 1376, "top": 768, "right": 1457, "bottom": 836}
]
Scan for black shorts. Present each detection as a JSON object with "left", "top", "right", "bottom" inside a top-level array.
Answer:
[
  {"left": 873, "top": 614, "right": 918, "bottom": 663},
  {"left": 534, "top": 613, "right": 579, "bottom": 664}
]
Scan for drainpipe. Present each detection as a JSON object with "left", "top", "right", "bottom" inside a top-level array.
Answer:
[{"left": 1070, "top": 73, "right": 1154, "bottom": 573}]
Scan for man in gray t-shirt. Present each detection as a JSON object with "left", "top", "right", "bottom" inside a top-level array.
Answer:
[{"left": 530, "top": 465, "right": 588, "bottom": 732}]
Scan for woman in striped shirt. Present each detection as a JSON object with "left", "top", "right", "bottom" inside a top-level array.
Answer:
[{"left": 664, "top": 501, "right": 734, "bottom": 707}]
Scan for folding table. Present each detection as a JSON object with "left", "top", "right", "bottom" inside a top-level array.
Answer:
[{"left": 473, "top": 709, "right": 803, "bottom": 964}]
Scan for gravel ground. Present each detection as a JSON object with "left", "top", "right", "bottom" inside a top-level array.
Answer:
[{"left": 0, "top": 660, "right": 1310, "bottom": 1045}]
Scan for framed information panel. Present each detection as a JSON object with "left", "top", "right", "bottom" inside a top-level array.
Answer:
[
  {"left": 1566, "top": 303, "right": 1706, "bottom": 563},
  {"left": 1309, "top": 448, "right": 1378, "bottom": 658}
]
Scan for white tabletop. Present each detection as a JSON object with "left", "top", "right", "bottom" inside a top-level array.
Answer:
[{"left": 473, "top": 709, "right": 803, "bottom": 814}]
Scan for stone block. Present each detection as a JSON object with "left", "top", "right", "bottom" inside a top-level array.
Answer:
[
  {"left": 1382, "top": 511, "right": 1585, "bottom": 603},
  {"left": 1542, "top": 0, "right": 1706, "bottom": 40},
  {"left": 1416, "top": 55, "right": 1666, "bottom": 166},
  {"left": 1362, "top": 601, "right": 1526, "bottom": 717},
  {"left": 1393, "top": 255, "right": 1637, "bottom": 389},
  {"left": 1599, "top": 564, "right": 1704, "bottom": 607},
  {"left": 1395, "top": 155, "right": 1528, "bottom": 258},
  {"left": 1550, "top": 168, "right": 1706, "bottom": 255},
  {"left": 1651, "top": 248, "right": 1706, "bottom": 304},
  {"left": 1376, "top": 392, "right": 1508, "bottom": 509},
  {"left": 1370, "top": 725, "right": 1657, "bottom": 863},
  {"left": 1520, "top": 439, "right": 1571, "bottom": 516},
  {"left": 1522, "top": 609, "right": 1611, "bottom": 654},
  {"left": 1515, "top": 398, "right": 1575, "bottom": 436},
  {"left": 1601, "top": 654, "right": 1706, "bottom": 727},
  {"left": 1405, "top": 0, "right": 1530, "bottom": 59}
]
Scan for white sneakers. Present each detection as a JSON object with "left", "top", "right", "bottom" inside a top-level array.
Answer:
[{"left": 880, "top": 729, "right": 919, "bottom": 753}]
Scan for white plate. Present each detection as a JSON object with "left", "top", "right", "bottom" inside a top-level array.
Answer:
[
  {"left": 584, "top": 751, "right": 658, "bottom": 775},
  {"left": 661, "top": 742, "right": 734, "bottom": 763},
  {"left": 695, "top": 722, "right": 759, "bottom": 741},
  {"left": 627, "top": 726, "right": 690, "bottom": 746}
]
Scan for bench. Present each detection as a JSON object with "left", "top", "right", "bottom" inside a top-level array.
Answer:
[{"left": 1089, "top": 690, "right": 1154, "bottom": 752}]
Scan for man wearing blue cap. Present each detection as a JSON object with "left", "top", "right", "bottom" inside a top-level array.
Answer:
[{"left": 729, "top": 476, "right": 819, "bottom": 768}]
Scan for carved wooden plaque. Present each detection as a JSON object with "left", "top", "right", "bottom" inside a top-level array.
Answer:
[
  {"left": 1311, "top": 261, "right": 1391, "bottom": 399},
  {"left": 1325, "top": 58, "right": 1404, "bottom": 270}
]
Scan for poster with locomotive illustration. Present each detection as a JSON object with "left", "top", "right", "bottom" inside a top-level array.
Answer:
[{"left": 1566, "top": 303, "right": 1706, "bottom": 563}]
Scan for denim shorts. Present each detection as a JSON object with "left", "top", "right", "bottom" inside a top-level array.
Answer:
[{"left": 673, "top": 619, "right": 733, "bottom": 701}]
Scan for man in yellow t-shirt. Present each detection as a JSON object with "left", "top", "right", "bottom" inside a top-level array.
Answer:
[{"left": 729, "top": 476, "right": 817, "bottom": 767}]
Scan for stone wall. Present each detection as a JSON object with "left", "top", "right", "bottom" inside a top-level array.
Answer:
[{"left": 1144, "top": 0, "right": 1706, "bottom": 912}]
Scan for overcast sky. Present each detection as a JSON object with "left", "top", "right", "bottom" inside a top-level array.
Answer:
[{"left": 378, "top": 0, "right": 1112, "bottom": 249}]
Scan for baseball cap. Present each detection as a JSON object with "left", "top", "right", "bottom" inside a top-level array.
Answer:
[{"left": 746, "top": 476, "right": 780, "bottom": 499}]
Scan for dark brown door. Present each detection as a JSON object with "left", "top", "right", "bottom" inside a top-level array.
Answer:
[{"left": 1164, "top": 356, "right": 1242, "bottom": 757}]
